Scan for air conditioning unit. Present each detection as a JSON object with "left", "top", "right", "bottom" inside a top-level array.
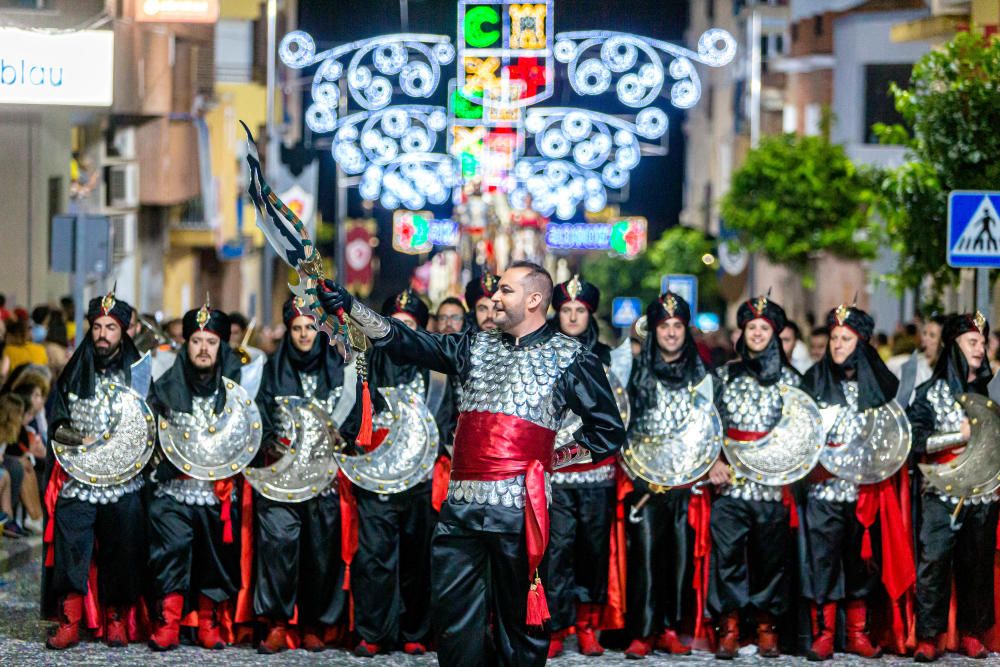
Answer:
[
  {"left": 105, "top": 163, "right": 139, "bottom": 209},
  {"left": 929, "top": 0, "right": 969, "bottom": 16},
  {"left": 102, "top": 126, "right": 137, "bottom": 162},
  {"left": 111, "top": 213, "right": 137, "bottom": 261}
]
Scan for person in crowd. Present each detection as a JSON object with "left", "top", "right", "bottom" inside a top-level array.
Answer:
[
  {"left": 463, "top": 273, "right": 500, "bottom": 332},
  {"left": 164, "top": 318, "right": 184, "bottom": 346},
  {"left": 780, "top": 320, "right": 813, "bottom": 373},
  {"left": 435, "top": 297, "right": 467, "bottom": 335},
  {"left": 44, "top": 310, "right": 70, "bottom": 380},
  {"left": 0, "top": 318, "right": 9, "bottom": 385},
  {"left": 0, "top": 293, "right": 11, "bottom": 323},
  {"left": 0, "top": 393, "right": 24, "bottom": 528},
  {"left": 809, "top": 326, "right": 830, "bottom": 363},
  {"left": 2, "top": 318, "right": 48, "bottom": 373}
]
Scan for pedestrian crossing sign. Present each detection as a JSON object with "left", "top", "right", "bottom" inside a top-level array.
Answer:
[
  {"left": 611, "top": 297, "right": 642, "bottom": 328},
  {"left": 947, "top": 191, "right": 1000, "bottom": 268}
]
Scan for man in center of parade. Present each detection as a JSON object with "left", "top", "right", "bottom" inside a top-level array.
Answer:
[
  {"left": 799, "top": 304, "right": 900, "bottom": 661},
  {"left": 545, "top": 276, "right": 616, "bottom": 658},
  {"left": 318, "top": 261, "right": 626, "bottom": 667},
  {"left": 707, "top": 294, "right": 801, "bottom": 660}
]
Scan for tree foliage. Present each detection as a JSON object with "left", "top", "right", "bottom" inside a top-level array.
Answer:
[
  {"left": 582, "top": 225, "right": 718, "bottom": 317},
  {"left": 719, "top": 131, "right": 879, "bottom": 279}
]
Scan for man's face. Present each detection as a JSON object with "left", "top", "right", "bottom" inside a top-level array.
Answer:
[
  {"left": 656, "top": 318, "right": 687, "bottom": 358},
  {"left": 166, "top": 322, "right": 184, "bottom": 345},
  {"left": 558, "top": 301, "right": 590, "bottom": 338},
  {"left": 492, "top": 267, "right": 539, "bottom": 332},
  {"left": 829, "top": 326, "right": 859, "bottom": 365},
  {"left": 779, "top": 327, "right": 797, "bottom": 360},
  {"left": 475, "top": 298, "right": 498, "bottom": 331},
  {"left": 90, "top": 316, "right": 122, "bottom": 357},
  {"left": 809, "top": 333, "right": 829, "bottom": 361},
  {"left": 289, "top": 315, "right": 318, "bottom": 353},
  {"left": 392, "top": 312, "right": 420, "bottom": 330},
  {"left": 921, "top": 322, "right": 942, "bottom": 362},
  {"left": 128, "top": 313, "right": 141, "bottom": 339},
  {"left": 437, "top": 303, "right": 466, "bottom": 334},
  {"left": 957, "top": 331, "right": 987, "bottom": 374},
  {"left": 231, "top": 323, "right": 247, "bottom": 345},
  {"left": 743, "top": 319, "right": 774, "bottom": 354},
  {"left": 187, "top": 330, "right": 221, "bottom": 370}
]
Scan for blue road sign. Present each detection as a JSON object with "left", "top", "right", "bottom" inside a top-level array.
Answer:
[
  {"left": 660, "top": 274, "right": 698, "bottom": 319},
  {"left": 947, "top": 191, "right": 1000, "bottom": 268},
  {"left": 611, "top": 297, "right": 643, "bottom": 328}
]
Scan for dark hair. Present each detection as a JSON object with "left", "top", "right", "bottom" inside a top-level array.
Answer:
[
  {"left": 875, "top": 332, "right": 889, "bottom": 346},
  {"left": 508, "top": 260, "right": 553, "bottom": 309},
  {"left": 904, "top": 323, "right": 918, "bottom": 337},
  {"left": 6, "top": 317, "right": 27, "bottom": 342},
  {"left": 228, "top": 312, "right": 249, "bottom": 330},
  {"left": 0, "top": 293, "right": 5, "bottom": 308},
  {"left": 782, "top": 320, "right": 801, "bottom": 340},
  {"left": 930, "top": 315, "right": 947, "bottom": 326},
  {"left": 46, "top": 310, "right": 68, "bottom": 346},
  {"left": 437, "top": 297, "right": 467, "bottom": 314},
  {"left": 31, "top": 305, "right": 50, "bottom": 326},
  {"left": 810, "top": 326, "right": 829, "bottom": 338}
]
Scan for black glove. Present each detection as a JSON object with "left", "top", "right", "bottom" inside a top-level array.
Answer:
[{"left": 317, "top": 279, "right": 353, "bottom": 316}]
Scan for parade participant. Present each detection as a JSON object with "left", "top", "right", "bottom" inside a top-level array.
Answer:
[
  {"left": 707, "top": 294, "right": 802, "bottom": 660},
  {"left": 908, "top": 312, "right": 997, "bottom": 662},
  {"left": 43, "top": 291, "right": 147, "bottom": 650},
  {"left": 464, "top": 272, "right": 500, "bottom": 332},
  {"left": 800, "top": 304, "right": 901, "bottom": 661},
  {"left": 252, "top": 296, "right": 358, "bottom": 654},
  {"left": 317, "top": 261, "right": 626, "bottom": 667},
  {"left": 436, "top": 297, "right": 467, "bottom": 335},
  {"left": 621, "top": 292, "right": 704, "bottom": 659},
  {"left": 350, "top": 288, "right": 437, "bottom": 657},
  {"left": 546, "top": 276, "right": 616, "bottom": 658},
  {"left": 146, "top": 303, "right": 248, "bottom": 652}
]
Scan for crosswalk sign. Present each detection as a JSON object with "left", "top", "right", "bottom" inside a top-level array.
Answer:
[
  {"left": 611, "top": 297, "right": 643, "bottom": 328},
  {"left": 947, "top": 191, "right": 1000, "bottom": 268}
]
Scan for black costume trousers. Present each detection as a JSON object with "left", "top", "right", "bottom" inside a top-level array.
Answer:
[
  {"left": 253, "top": 493, "right": 346, "bottom": 625},
  {"left": 916, "top": 494, "right": 999, "bottom": 638},
  {"left": 708, "top": 494, "right": 790, "bottom": 617},
  {"left": 51, "top": 491, "right": 146, "bottom": 606},
  {"left": 148, "top": 492, "right": 239, "bottom": 603},
  {"left": 625, "top": 488, "right": 690, "bottom": 638},
  {"left": 353, "top": 481, "right": 433, "bottom": 645},
  {"left": 431, "top": 501, "right": 549, "bottom": 667},
  {"left": 804, "top": 496, "right": 881, "bottom": 604},
  {"left": 546, "top": 483, "right": 614, "bottom": 630}
]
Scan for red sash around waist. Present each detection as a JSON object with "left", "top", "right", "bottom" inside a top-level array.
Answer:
[
  {"left": 723, "top": 427, "right": 797, "bottom": 526},
  {"left": 452, "top": 410, "right": 556, "bottom": 628},
  {"left": 725, "top": 427, "right": 769, "bottom": 442}
]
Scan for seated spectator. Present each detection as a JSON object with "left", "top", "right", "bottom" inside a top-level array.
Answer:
[
  {"left": 44, "top": 310, "right": 70, "bottom": 380},
  {"left": 0, "top": 318, "right": 9, "bottom": 385},
  {"left": 2, "top": 317, "right": 48, "bottom": 373},
  {"left": 5, "top": 365, "right": 49, "bottom": 528},
  {"left": 0, "top": 393, "right": 24, "bottom": 528}
]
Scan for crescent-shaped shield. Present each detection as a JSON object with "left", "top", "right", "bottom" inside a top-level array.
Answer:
[
  {"left": 723, "top": 384, "right": 825, "bottom": 486},
  {"left": 158, "top": 377, "right": 263, "bottom": 480},
  {"left": 337, "top": 386, "right": 439, "bottom": 494},
  {"left": 55, "top": 383, "right": 157, "bottom": 486},
  {"left": 555, "top": 369, "right": 630, "bottom": 447},
  {"left": 820, "top": 400, "right": 911, "bottom": 484},
  {"left": 621, "top": 377, "right": 723, "bottom": 488},
  {"left": 919, "top": 393, "right": 1000, "bottom": 498}
]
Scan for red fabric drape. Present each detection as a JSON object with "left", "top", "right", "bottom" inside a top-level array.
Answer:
[
  {"left": 431, "top": 455, "right": 451, "bottom": 512},
  {"left": 688, "top": 489, "right": 713, "bottom": 640},
  {"left": 597, "top": 466, "right": 631, "bottom": 630},
  {"left": 43, "top": 459, "right": 69, "bottom": 566}
]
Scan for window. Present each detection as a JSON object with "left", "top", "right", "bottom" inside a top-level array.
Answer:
[
  {"left": 864, "top": 63, "right": 912, "bottom": 144},
  {"left": 0, "top": 0, "right": 52, "bottom": 8},
  {"left": 814, "top": 15, "right": 823, "bottom": 36},
  {"left": 791, "top": 23, "right": 798, "bottom": 43}
]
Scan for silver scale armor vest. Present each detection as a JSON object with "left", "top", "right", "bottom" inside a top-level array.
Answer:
[
  {"left": 925, "top": 380, "right": 997, "bottom": 505},
  {"left": 716, "top": 365, "right": 801, "bottom": 503},
  {"left": 288, "top": 371, "right": 343, "bottom": 498},
  {"left": 156, "top": 394, "right": 228, "bottom": 506},
  {"left": 810, "top": 381, "right": 861, "bottom": 503},
  {"left": 448, "top": 330, "right": 581, "bottom": 507},
  {"left": 61, "top": 370, "right": 145, "bottom": 504}
]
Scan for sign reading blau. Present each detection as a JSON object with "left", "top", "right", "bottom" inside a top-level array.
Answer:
[{"left": 0, "top": 28, "right": 114, "bottom": 107}]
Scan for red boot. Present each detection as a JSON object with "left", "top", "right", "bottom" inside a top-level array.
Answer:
[
  {"left": 148, "top": 593, "right": 183, "bottom": 651},
  {"left": 547, "top": 629, "right": 566, "bottom": 658},
  {"left": 575, "top": 604, "right": 605, "bottom": 656},
  {"left": 961, "top": 635, "right": 989, "bottom": 659},
  {"left": 756, "top": 612, "right": 780, "bottom": 658},
  {"left": 624, "top": 637, "right": 654, "bottom": 659},
  {"left": 844, "top": 600, "right": 881, "bottom": 658},
  {"left": 655, "top": 628, "right": 692, "bottom": 655},
  {"left": 257, "top": 620, "right": 287, "bottom": 654},
  {"left": 105, "top": 606, "right": 129, "bottom": 648},
  {"left": 46, "top": 594, "right": 83, "bottom": 650},
  {"left": 403, "top": 642, "right": 427, "bottom": 655},
  {"left": 354, "top": 640, "right": 381, "bottom": 657},
  {"left": 913, "top": 638, "right": 939, "bottom": 662},
  {"left": 715, "top": 611, "right": 740, "bottom": 660},
  {"left": 301, "top": 626, "right": 326, "bottom": 652},
  {"left": 197, "top": 595, "right": 225, "bottom": 650},
  {"left": 806, "top": 602, "right": 836, "bottom": 661}
]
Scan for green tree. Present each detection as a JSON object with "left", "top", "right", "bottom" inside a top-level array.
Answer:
[
  {"left": 719, "top": 131, "right": 879, "bottom": 283},
  {"left": 582, "top": 225, "right": 719, "bottom": 317},
  {"left": 874, "top": 30, "right": 1000, "bottom": 296}
]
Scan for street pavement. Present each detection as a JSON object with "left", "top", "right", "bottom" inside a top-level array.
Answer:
[{"left": 1, "top": 536, "right": 997, "bottom": 665}]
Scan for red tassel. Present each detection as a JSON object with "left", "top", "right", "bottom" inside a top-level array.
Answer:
[
  {"left": 356, "top": 381, "right": 373, "bottom": 449},
  {"left": 861, "top": 526, "right": 873, "bottom": 561},
  {"left": 343, "top": 565, "right": 351, "bottom": 592},
  {"left": 45, "top": 546, "right": 55, "bottom": 567},
  {"left": 526, "top": 576, "right": 551, "bottom": 628}
]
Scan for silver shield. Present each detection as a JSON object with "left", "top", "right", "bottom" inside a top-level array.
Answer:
[{"left": 820, "top": 400, "right": 911, "bottom": 484}]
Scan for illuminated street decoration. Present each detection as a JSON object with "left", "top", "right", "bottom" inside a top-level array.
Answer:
[
  {"left": 545, "top": 217, "right": 647, "bottom": 258},
  {"left": 280, "top": 2, "right": 735, "bottom": 219},
  {"left": 393, "top": 211, "right": 461, "bottom": 254}
]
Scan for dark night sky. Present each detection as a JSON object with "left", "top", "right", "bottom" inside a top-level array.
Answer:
[{"left": 293, "top": 0, "right": 691, "bottom": 298}]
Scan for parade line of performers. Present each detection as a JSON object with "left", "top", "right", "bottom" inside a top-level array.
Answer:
[{"left": 40, "top": 264, "right": 1000, "bottom": 665}]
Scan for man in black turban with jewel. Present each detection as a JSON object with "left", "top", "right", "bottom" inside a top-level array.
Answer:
[
  {"left": 908, "top": 311, "right": 998, "bottom": 662},
  {"left": 44, "top": 290, "right": 147, "bottom": 650},
  {"left": 464, "top": 272, "right": 500, "bottom": 333}
]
